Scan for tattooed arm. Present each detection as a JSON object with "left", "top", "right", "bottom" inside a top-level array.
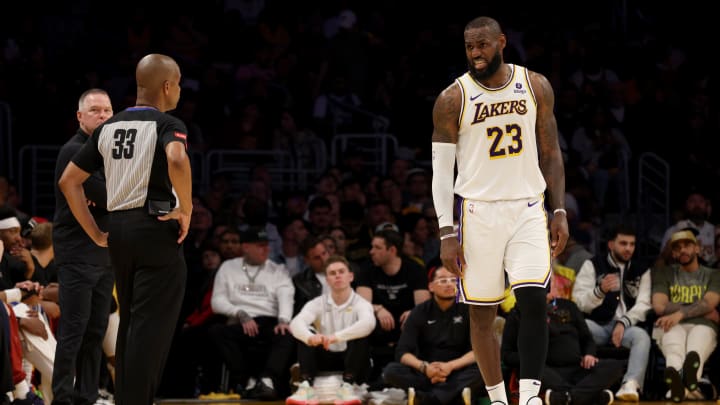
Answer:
[
  {"left": 681, "top": 290, "right": 720, "bottom": 318},
  {"left": 661, "top": 302, "right": 686, "bottom": 315},
  {"left": 431, "top": 83, "right": 461, "bottom": 145},
  {"left": 655, "top": 290, "right": 720, "bottom": 331},
  {"left": 529, "top": 70, "right": 568, "bottom": 257},
  {"left": 431, "top": 83, "right": 463, "bottom": 277}
]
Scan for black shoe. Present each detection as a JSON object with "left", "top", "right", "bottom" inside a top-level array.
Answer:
[
  {"left": 544, "top": 389, "right": 571, "bottom": 405},
  {"left": 251, "top": 380, "right": 279, "bottom": 401},
  {"left": 235, "top": 383, "right": 252, "bottom": 398},
  {"left": 698, "top": 379, "right": 717, "bottom": 400},
  {"left": 595, "top": 389, "right": 613, "bottom": 405},
  {"left": 683, "top": 350, "right": 701, "bottom": 391},
  {"left": 413, "top": 390, "right": 440, "bottom": 405},
  {"left": 665, "top": 367, "right": 684, "bottom": 403}
]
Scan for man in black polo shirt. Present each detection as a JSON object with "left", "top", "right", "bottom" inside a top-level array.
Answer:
[
  {"left": 51, "top": 88, "right": 116, "bottom": 405},
  {"left": 383, "top": 266, "right": 483, "bottom": 405}
]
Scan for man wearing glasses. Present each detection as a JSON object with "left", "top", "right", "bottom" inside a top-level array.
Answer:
[{"left": 382, "top": 266, "right": 484, "bottom": 405}]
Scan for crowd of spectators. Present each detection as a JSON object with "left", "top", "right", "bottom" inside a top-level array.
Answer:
[{"left": 1, "top": 2, "right": 719, "bottom": 225}]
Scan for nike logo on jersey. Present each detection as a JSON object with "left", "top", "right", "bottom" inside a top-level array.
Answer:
[
  {"left": 469, "top": 93, "right": 483, "bottom": 101},
  {"left": 527, "top": 200, "right": 539, "bottom": 207},
  {"left": 427, "top": 320, "right": 437, "bottom": 325}
]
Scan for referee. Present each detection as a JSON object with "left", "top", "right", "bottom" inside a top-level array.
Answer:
[
  {"left": 58, "top": 54, "right": 193, "bottom": 405},
  {"left": 52, "top": 88, "right": 115, "bottom": 405}
]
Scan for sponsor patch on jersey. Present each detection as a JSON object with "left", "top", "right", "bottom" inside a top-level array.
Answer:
[{"left": 174, "top": 132, "right": 188, "bottom": 148}]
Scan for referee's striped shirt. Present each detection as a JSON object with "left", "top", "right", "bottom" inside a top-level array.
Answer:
[{"left": 72, "top": 106, "right": 188, "bottom": 211}]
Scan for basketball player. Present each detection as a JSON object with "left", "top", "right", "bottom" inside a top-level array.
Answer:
[{"left": 430, "top": 16, "right": 569, "bottom": 405}]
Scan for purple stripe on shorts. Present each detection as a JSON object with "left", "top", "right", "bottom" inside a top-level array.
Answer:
[
  {"left": 455, "top": 196, "right": 465, "bottom": 302},
  {"left": 460, "top": 295, "right": 506, "bottom": 305},
  {"left": 456, "top": 196, "right": 464, "bottom": 244},
  {"left": 511, "top": 271, "right": 551, "bottom": 289}
]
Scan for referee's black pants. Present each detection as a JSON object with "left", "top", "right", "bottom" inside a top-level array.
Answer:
[
  {"left": 107, "top": 210, "right": 186, "bottom": 405},
  {"left": 51, "top": 261, "right": 114, "bottom": 405}
]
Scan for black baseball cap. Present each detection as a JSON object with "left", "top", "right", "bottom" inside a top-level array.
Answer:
[{"left": 239, "top": 226, "right": 270, "bottom": 243}]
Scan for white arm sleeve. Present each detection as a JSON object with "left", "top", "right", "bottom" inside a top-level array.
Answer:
[{"left": 431, "top": 142, "right": 457, "bottom": 229}]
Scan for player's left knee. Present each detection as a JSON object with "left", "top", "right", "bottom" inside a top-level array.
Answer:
[{"left": 513, "top": 287, "right": 546, "bottom": 317}]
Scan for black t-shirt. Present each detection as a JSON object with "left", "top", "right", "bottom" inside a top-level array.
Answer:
[
  {"left": 0, "top": 254, "right": 17, "bottom": 290},
  {"left": 502, "top": 298, "right": 595, "bottom": 368},
  {"left": 395, "top": 299, "right": 472, "bottom": 363},
  {"left": 0, "top": 253, "right": 30, "bottom": 286},
  {"left": 355, "top": 256, "right": 427, "bottom": 320},
  {"left": 53, "top": 130, "right": 110, "bottom": 266},
  {"left": 30, "top": 256, "right": 58, "bottom": 285}
]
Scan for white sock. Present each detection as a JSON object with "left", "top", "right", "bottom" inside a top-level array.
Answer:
[
  {"left": 14, "top": 380, "right": 29, "bottom": 399},
  {"left": 261, "top": 377, "right": 274, "bottom": 389},
  {"left": 519, "top": 379, "right": 542, "bottom": 405},
  {"left": 486, "top": 382, "right": 508, "bottom": 405},
  {"left": 246, "top": 377, "right": 257, "bottom": 390}
]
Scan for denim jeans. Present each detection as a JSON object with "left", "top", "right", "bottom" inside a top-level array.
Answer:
[{"left": 586, "top": 319, "right": 651, "bottom": 389}]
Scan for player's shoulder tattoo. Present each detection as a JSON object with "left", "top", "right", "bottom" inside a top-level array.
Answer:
[
  {"left": 432, "top": 83, "right": 461, "bottom": 143},
  {"left": 527, "top": 70, "right": 554, "bottom": 108}
]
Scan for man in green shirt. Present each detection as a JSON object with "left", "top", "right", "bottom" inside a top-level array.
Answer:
[{"left": 651, "top": 230, "right": 720, "bottom": 402}]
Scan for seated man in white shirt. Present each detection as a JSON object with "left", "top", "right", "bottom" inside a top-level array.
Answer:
[
  {"left": 288, "top": 255, "right": 376, "bottom": 405},
  {"left": 209, "top": 226, "right": 296, "bottom": 401}
]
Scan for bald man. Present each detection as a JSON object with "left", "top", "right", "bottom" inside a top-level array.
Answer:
[{"left": 59, "top": 53, "right": 192, "bottom": 405}]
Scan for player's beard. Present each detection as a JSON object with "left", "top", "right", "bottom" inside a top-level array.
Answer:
[{"left": 468, "top": 49, "right": 502, "bottom": 81}]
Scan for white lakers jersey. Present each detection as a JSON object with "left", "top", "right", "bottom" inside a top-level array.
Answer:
[{"left": 454, "top": 64, "right": 546, "bottom": 201}]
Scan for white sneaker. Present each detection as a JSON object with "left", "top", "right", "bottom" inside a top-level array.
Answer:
[
  {"left": 286, "top": 381, "right": 319, "bottom": 405},
  {"left": 334, "top": 382, "right": 362, "bottom": 405},
  {"left": 614, "top": 380, "right": 639, "bottom": 402}
]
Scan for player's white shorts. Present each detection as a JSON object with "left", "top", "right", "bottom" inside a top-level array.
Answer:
[{"left": 456, "top": 194, "right": 551, "bottom": 305}]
